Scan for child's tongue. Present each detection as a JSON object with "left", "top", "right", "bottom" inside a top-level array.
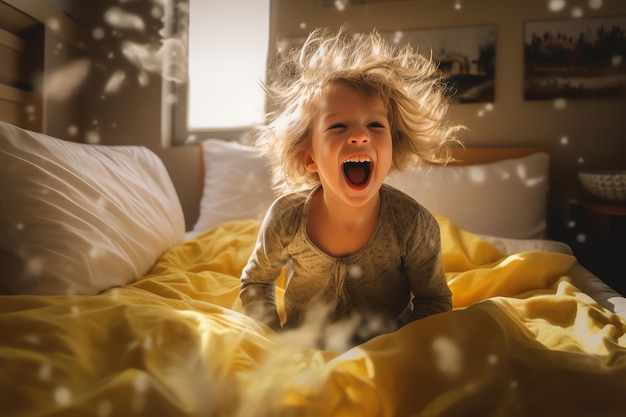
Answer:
[{"left": 344, "top": 162, "right": 369, "bottom": 186}]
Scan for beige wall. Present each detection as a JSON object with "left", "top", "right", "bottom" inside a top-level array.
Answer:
[{"left": 30, "top": 0, "right": 626, "bottom": 235}]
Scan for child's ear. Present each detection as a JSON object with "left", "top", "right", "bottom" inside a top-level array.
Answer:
[{"left": 301, "top": 151, "right": 318, "bottom": 172}]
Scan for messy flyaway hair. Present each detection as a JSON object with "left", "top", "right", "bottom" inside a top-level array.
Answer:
[{"left": 255, "top": 27, "right": 463, "bottom": 192}]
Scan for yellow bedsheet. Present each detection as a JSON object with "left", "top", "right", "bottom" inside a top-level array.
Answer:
[{"left": 1, "top": 217, "right": 625, "bottom": 417}]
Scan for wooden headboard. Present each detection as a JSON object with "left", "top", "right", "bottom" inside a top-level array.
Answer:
[
  {"left": 0, "top": 1, "right": 43, "bottom": 131},
  {"left": 447, "top": 145, "right": 551, "bottom": 166}
]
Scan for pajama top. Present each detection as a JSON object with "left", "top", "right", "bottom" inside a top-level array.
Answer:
[{"left": 239, "top": 184, "right": 452, "bottom": 331}]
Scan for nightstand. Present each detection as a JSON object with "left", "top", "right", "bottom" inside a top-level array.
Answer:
[{"left": 567, "top": 199, "right": 626, "bottom": 296}]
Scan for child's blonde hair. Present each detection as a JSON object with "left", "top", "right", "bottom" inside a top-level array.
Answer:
[{"left": 255, "top": 27, "right": 463, "bottom": 192}]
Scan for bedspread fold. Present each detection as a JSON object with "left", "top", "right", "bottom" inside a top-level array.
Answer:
[{"left": 1, "top": 218, "right": 625, "bottom": 417}]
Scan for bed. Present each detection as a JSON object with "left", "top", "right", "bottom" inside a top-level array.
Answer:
[{"left": 1, "top": 119, "right": 626, "bottom": 417}]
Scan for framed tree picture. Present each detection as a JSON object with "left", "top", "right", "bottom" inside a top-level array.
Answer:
[{"left": 524, "top": 17, "right": 626, "bottom": 100}]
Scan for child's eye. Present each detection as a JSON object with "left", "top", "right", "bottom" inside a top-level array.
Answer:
[
  {"left": 368, "top": 122, "right": 386, "bottom": 128},
  {"left": 328, "top": 123, "right": 346, "bottom": 130}
]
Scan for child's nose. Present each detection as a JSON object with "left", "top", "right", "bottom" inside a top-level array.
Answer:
[{"left": 347, "top": 132, "right": 370, "bottom": 144}]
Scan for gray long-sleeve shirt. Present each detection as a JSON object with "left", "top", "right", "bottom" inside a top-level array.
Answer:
[{"left": 239, "top": 184, "right": 452, "bottom": 332}]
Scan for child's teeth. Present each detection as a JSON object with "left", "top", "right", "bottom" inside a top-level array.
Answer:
[{"left": 345, "top": 156, "right": 371, "bottom": 163}]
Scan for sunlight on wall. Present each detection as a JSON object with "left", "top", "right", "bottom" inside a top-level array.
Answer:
[{"left": 187, "top": 0, "right": 270, "bottom": 129}]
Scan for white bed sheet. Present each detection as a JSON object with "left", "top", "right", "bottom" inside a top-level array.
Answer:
[{"left": 480, "top": 234, "right": 626, "bottom": 320}]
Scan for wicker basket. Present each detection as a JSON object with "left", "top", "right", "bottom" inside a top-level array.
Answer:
[{"left": 578, "top": 170, "right": 626, "bottom": 203}]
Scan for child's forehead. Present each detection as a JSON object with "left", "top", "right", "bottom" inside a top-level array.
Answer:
[
  {"left": 313, "top": 80, "right": 385, "bottom": 108},
  {"left": 301, "top": 80, "right": 390, "bottom": 125}
]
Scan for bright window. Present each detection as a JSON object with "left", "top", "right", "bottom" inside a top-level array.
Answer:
[
  {"left": 188, "top": 0, "right": 269, "bottom": 129},
  {"left": 165, "top": 0, "right": 270, "bottom": 145}
]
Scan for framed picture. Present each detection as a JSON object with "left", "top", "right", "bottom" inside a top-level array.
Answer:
[
  {"left": 382, "top": 25, "right": 497, "bottom": 104},
  {"left": 524, "top": 17, "right": 626, "bottom": 100},
  {"left": 276, "top": 25, "right": 497, "bottom": 104}
]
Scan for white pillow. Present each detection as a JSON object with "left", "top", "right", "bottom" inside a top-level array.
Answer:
[
  {"left": 191, "top": 140, "right": 549, "bottom": 240},
  {"left": 385, "top": 153, "right": 550, "bottom": 239},
  {"left": 191, "top": 139, "right": 276, "bottom": 235},
  {"left": 0, "top": 121, "right": 185, "bottom": 295}
]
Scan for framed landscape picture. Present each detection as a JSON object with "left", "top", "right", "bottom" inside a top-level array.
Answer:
[
  {"left": 524, "top": 17, "right": 626, "bottom": 100},
  {"left": 382, "top": 25, "right": 497, "bottom": 104}
]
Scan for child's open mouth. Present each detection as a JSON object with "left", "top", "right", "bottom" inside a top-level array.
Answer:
[{"left": 343, "top": 156, "right": 372, "bottom": 188}]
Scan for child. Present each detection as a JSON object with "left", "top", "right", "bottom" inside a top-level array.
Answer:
[{"left": 239, "top": 27, "right": 462, "bottom": 343}]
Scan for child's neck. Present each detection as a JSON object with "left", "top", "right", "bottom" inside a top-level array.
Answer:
[
  {"left": 306, "top": 187, "right": 381, "bottom": 257},
  {"left": 317, "top": 187, "right": 380, "bottom": 227}
]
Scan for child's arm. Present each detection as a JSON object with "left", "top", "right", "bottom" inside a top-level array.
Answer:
[
  {"left": 402, "top": 212, "right": 453, "bottom": 324},
  {"left": 240, "top": 278, "right": 282, "bottom": 330},
  {"left": 404, "top": 253, "right": 451, "bottom": 323},
  {"left": 239, "top": 201, "right": 291, "bottom": 330}
]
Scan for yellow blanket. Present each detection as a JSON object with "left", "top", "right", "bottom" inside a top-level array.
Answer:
[{"left": 1, "top": 217, "right": 625, "bottom": 417}]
